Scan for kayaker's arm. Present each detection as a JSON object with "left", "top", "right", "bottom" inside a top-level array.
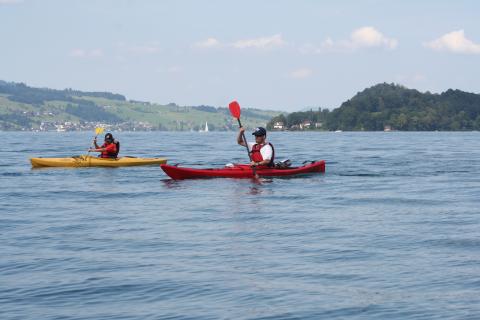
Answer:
[
  {"left": 250, "top": 159, "right": 271, "bottom": 167},
  {"left": 237, "top": 127, "right": 247, "bottom": 147},
  {"left": 93, "top": 138, "right": 100, "bottom": 149}
]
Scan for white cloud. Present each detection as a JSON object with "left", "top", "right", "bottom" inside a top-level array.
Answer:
[
  {"left": 69, "top": 48, "right": 103, "bottom": 58},
  {"left": 232, "top": 34, "right": 286, "bottom": 49},
  {"left": 319, "top": 37, "right": 336, "bottom": 51},
  {"left": 194, "top": 37, "right": 221, "bottom": 48},
  {"left": 424, "top": 30, "right": 480, "bottom": 54},
  {"left": 314, "top": 26, "right": 398, "bottom": 53},
  {"left": 192, "top": 34, "right": 286, "bottom": 51},
  {"left": 350, "top": 27, "right": 398, "bottom": 49},
  {"left": 290, "top": 68, "right": 313, "bottom": 79}
]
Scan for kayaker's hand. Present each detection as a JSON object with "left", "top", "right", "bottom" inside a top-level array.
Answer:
[
  {"left": 239, "top": 127, "right": 245, "bottom": 134},
  {"left": 250, "top": 161, "right": 258, "bottom": 167}
]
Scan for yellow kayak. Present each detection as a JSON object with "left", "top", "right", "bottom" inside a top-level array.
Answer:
[{"left": 30, "top": 155, "right": 167, "bottom": 168}]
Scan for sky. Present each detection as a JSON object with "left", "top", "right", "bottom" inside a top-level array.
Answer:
[{"left": 1, "top": 0, "right": 479, "bottom": 111}]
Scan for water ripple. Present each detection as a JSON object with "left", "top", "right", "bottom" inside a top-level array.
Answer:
[{"left": 1, "top": 132, "right": 480, "bottom": 319}]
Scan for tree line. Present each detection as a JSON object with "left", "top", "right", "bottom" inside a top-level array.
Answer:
[
  {"left": 267, "top": 83, "right": 480, "bottom": 131},
  {"left": 0, "top": 81, "right": 125, "bottom": 105}
]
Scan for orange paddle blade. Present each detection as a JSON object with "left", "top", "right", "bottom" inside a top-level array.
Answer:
[{"left": 229, "top": 101, "right": 241, "bottom": 119}]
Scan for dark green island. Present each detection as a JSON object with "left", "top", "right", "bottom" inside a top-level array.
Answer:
[{"left": 268, "top": 83, "right": 480, "bottom": 131}]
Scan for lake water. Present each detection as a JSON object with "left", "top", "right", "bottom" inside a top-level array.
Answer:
[{"left": 1, "top": 131, "right": 480, "bottom": 319}]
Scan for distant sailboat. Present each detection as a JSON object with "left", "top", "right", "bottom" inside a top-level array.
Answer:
[{"left": 199, "top": 122, "right": 209, "bottom": 133}]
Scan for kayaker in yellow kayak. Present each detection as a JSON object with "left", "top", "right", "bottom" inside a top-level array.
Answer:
[
  {"left": 89, "top": 133, "right": 119, "bottom": 158},
  {"left": 237, "top": 127, "right": 275, "bottom": 167}
]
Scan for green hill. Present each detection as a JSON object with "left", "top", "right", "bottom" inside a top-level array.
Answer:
[
  {"left": 268, "top": 83, "right": 480, "bottom": 131},
  {"left": 0, "top": 80, "right": 279, "bottom": 131}
]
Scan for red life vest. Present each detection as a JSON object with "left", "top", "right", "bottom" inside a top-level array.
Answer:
[
  {"left": 100, "top": 142, "right": 118, "bottom": 158},
  {"left": 251, "top": 143, "right": 275, "bottom": 167}
]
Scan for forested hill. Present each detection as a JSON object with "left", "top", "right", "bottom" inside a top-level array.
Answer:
[
  {"left": 268, "top": 83, "right": 480, "bottom": 131},
  {"left": 0, "top": 80, "right": 126, "bottom": 104},
  {"left": 0, "top": 81, "right": 278, "bottom": 131}
]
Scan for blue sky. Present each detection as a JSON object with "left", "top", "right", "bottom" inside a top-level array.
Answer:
[{"left": 1, "top": 0, "right": 479, "bottom": 111}]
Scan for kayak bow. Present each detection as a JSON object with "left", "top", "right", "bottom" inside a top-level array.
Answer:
[
  {"left": 30, "top": 155, "right": 167, "bottom": 168},
  {"left": 160, "top": 161, "right": 325, "bottom": 180}
]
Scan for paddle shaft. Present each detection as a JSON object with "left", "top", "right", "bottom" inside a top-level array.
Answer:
[
  {"left": 236, "top": 118, "right": 259, "bottom": 178},
  {"left": 237, "top": 118, "right": 252, "bottom": 161},
  {"left": 87, "top": 134, "right": 100, "bottom": 154},
  {"left": 229, "top": 101, "right": 258, "bottom": 178}
]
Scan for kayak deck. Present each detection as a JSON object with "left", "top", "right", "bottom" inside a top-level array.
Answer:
[
  {"left": 30, "top": 155, "right": 167, "bottom": 168},
  {"left": 161, "top": 161, "right": 325, "bottom": 180}
]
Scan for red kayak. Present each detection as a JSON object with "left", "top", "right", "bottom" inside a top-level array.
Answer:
[{"left": 160, "top": 161, "right": 325, "bottom": 180}]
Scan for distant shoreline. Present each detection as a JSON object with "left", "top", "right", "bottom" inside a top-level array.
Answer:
[{"left": 1, "top": 129, "right": 478, "bottom": 133}]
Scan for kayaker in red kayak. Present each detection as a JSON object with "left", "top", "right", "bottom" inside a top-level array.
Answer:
[
  {"left": 89, "top": 133, "right": 119, "bottom": 158},
  {"left": 237, "top": 127, "right": 275, "bottom": 167}
]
